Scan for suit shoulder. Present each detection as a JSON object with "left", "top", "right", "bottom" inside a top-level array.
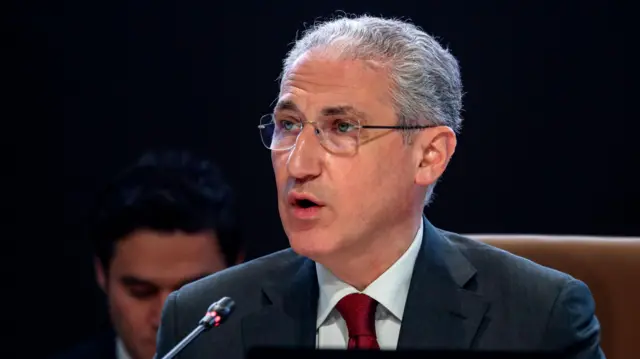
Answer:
[
  {"left": 440, "top": 230, "right": 574, "bottom": 295},
  {"left": 434, "top": 230, "right": 602, "bottom": 353},
  {"left": 175, "top": 248, "right": 301, "bottom": 304}
]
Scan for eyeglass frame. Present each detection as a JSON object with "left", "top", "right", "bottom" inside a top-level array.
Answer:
[{"left": 257, "top": 114, "right": 436, "bottom": 153}]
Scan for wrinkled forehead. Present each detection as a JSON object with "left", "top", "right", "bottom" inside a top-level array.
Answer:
[
  {"left": 273, "top": 98, "right": 369, "bottom": 122},
  {"left": 276, "top": 53, "right": 394, "bottom": 121}
]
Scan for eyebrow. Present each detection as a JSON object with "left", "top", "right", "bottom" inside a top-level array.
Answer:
[
  {"left": 274, "top": 100, "right": 368, "bottom": 121},
  {"left": 274, "top": 99, "right": 299, "bottom": 113},
  {"left": 320, "top": 105, "right": 367, "bottom": 120},
  {"left": 120, "top": 273, "right": 212, "bottom": 290}
]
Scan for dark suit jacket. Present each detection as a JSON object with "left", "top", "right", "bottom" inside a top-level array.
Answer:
[
  {"left": 155, "top": 219, "right": 605, "bottom": 359},
  {"left": 49, "top": 330, "right": 116, "bottom": 359}
]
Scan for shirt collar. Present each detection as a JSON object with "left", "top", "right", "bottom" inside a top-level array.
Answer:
[
  {"left": 315, "top": 219, "right": 424, "bottom": 328},
  {"left": 115, "top": 337, "right": 132, "bottom": 359}
]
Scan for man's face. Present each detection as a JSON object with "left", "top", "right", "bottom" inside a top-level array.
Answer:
[
  {"left": 95, "top": 229, "right": 227, "bottom": 359},
  {"left": 272, "top": 51, "right": 421, "bottom": 263}
]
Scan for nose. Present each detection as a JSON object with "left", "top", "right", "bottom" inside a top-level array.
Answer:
[{"left": 286, "top": 125, "right": 322, "bottom": 181}]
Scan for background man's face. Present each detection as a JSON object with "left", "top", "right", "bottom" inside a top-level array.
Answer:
[{"left": 95, "top": 229, "right": 227, "bottom": 359}]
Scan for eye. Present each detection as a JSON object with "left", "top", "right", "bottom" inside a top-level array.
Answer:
[
  {"left": 127, "top": 285, "right": 159, "bottom": 300},
  {"left": 334, "top": 119, "right": 357, "bottom": 134},
  {"left": 277, "top": 119, "right": 299, "bottom": 132}
]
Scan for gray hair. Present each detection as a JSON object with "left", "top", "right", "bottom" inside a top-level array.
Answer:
[{"left": 280, "top": 15, "right": 463, "bottom": 205}]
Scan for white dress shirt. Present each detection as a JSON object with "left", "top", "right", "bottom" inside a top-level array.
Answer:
[
  {"left": 315, "top": 220, "right": 424, "bottom": 350},
  {"left": 116, "top": 337, "right": 132, "bottom": 359}
]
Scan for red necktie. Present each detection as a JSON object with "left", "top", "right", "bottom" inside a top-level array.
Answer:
[{"left": 335, "top": 293, "right": 380, "bottom": 350}]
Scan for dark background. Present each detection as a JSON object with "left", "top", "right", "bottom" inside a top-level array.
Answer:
[{"left": 6, "top": 0, "right": 636, "bottom": 358}]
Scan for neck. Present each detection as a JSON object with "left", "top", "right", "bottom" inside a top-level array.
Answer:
[{"left": 321, "top": 214, "right": 422, "bottom": 291}]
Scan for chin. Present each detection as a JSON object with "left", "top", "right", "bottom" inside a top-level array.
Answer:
[
  {"left": 137, "top": 343, "right": 156, "bottom": 359},
  {"left": 286, "top": 228, "right": 339, "bottom": 261}
]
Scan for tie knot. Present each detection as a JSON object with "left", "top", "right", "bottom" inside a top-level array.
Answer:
[{"left": 335, "top": 293, "right": 378, "bottom": 337}]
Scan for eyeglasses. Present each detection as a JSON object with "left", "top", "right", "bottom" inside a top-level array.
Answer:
[{"left": 258, "top": 114, "right": 434, "bottom": 155}]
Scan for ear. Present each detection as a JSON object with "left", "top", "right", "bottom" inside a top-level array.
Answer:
[
  {"left": 414, "top": 126, "right": 457, "bottom": 187},
  {"left": 94, "top": 256, "right": 108, "bottom": 294}
]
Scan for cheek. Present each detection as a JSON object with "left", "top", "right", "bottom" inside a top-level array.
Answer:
[
  {"left": 108, "top": 285, "right": 151, "bottom": 330},
  {"left": 272, "top": 153, "right": 288, "bottom": 183},
  {"left": 334, "top": 156, "right": 386, "bottom": 202},
  {"left": 340, "top": 148, "right": 410, "bottom": 199}
]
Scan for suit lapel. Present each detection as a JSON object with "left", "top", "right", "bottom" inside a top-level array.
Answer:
[
  {"left": 397, "top": 218, "right": 489, "bottom": 349},
  {"left": 241, "top": 256, "right": 318, "bottom": 351}
]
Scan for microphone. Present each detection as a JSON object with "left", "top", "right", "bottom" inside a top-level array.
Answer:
[{"left": 159, "top": 297, "right": 236, "bottom": 359}]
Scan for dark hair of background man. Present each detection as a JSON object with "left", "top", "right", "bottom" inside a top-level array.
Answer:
[{"left": 91, "top": 150, "right": 243, "bottom": 271}]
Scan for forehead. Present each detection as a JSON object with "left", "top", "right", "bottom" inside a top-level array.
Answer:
[
  {"left": 277, "top": 52, "right": 394, "bottom": 116},
  {"left": 109, "top": 229, "right": 224, "bottom": 279}
]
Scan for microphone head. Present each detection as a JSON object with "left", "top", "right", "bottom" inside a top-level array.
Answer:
[{"left": 200, "top": 297, "right": 236, "bottom": 329}]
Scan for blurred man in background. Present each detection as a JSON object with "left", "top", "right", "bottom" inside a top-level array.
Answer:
[{"left": 53, "top": 151, "right": 243, "bottom": 359}]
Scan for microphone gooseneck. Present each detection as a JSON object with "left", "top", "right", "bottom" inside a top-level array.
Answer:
[{"left": 159, "top": 297, "right": 236, "bottom": 359}]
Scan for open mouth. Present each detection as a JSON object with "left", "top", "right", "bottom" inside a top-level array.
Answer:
[
  {"left": 288, "top": 194, "right": 324, "bottom": 219},
  {"left": 288, "top": 192, "right": 325, "bottom": 212},
  {"left": 295, "top": 198, "right": 319, "bottom": 209}
]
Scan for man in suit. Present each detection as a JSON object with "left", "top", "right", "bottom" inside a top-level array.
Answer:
[
  {"left": 52, "top": 151, "right": 244, "bottom": 359},
  {"left": 155, "top": 15, "right": 604, "bottom": 358}
]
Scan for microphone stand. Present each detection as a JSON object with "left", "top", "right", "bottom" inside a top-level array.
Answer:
[
  {"left": 159, "top": 297, "right": 235, "bottom": 359},
  {"left": 160, "top": 325, "right": 207, "bottom": 359}
]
